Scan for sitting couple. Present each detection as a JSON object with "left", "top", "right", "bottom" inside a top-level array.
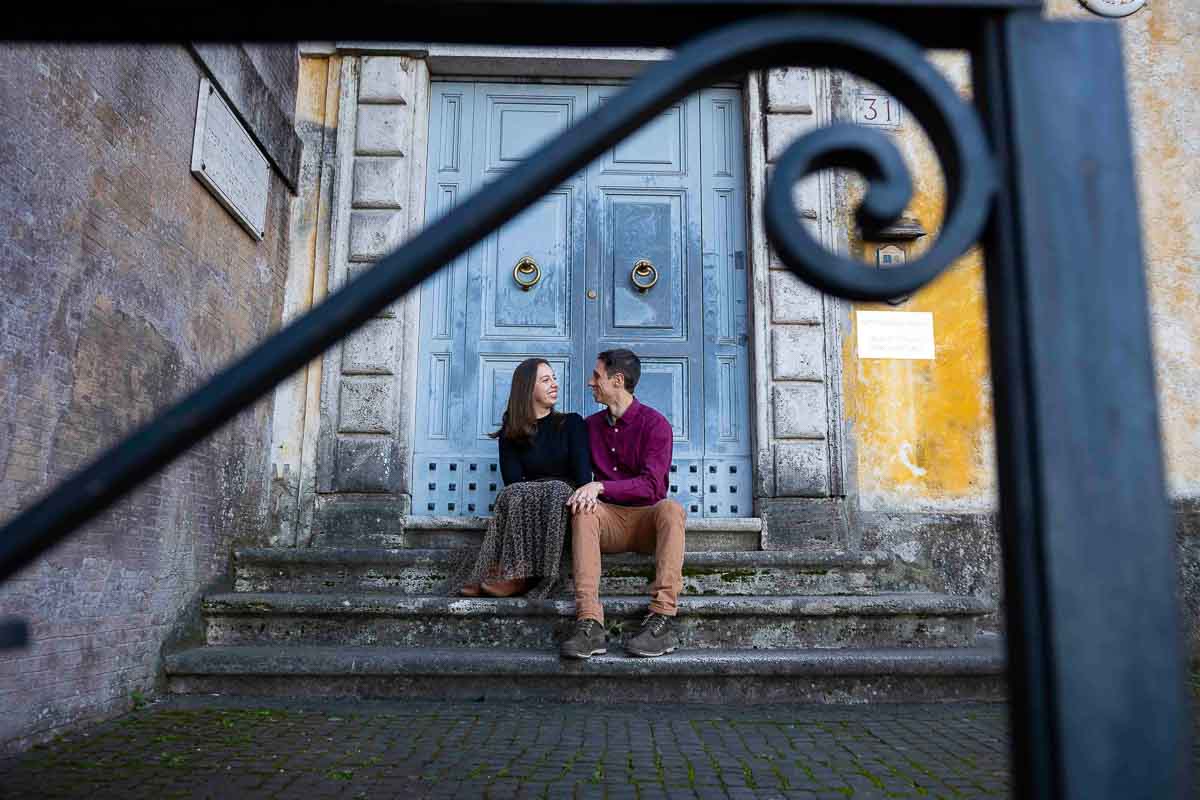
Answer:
[{"left": 455, "top": 348, "right": 686, "bottom": 659}]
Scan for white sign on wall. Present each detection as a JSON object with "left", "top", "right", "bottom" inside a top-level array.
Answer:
[
  {"left": 190, "top": 78, "right": 270, "bottom": 241},
  {"left": 855, "top": 92, "right": 903, "bottom": 129},
  {"left": 857, "top": 310, "right": 935, "bottom": 360}
]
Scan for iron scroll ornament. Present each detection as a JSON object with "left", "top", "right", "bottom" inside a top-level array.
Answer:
[
  {"left": 0, "top": 13, "right": 996, "bottom": 590},
  {"left": 757, "top": 56, "right": 995, "bottom": 302}
]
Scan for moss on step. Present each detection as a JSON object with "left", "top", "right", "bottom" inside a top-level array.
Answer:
[{"left": 718, "top": 569, "right": 760, "bottom": 583}]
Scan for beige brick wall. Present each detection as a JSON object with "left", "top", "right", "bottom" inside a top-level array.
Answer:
[{"left": 0, "top": 44, "right": 297, "bottom": 750}]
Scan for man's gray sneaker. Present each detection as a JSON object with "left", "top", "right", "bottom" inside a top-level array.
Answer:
[
  {"left": 625, "top": 612, "right": 678, "bottom": 657},
  {"left": 560, "top": 619, "right": 607, "bottom": 659}
]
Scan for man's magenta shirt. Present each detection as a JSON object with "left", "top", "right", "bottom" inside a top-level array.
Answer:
[{"left": 586, "top": 397, "right": 673, "bottom": 506}]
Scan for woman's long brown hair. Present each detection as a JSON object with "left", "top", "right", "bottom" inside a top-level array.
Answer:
[{"left": 490, "top": 358, "right": 559, "bottom": 443}]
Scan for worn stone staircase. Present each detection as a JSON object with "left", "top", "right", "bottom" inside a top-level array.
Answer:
[{"left": 164, "top": 518, "right": 1005, "bottom": 703}]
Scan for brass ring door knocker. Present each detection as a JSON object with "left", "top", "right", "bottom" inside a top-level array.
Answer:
[
  {"left": 513, "top": 256, "right": 541, "bottom": 290},
  {"left": 630, "top": 259, "right": 658, "bottom": 293}
]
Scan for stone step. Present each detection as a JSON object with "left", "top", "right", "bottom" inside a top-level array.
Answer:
[
  {"left": 314, "top": 516, "right": 764, "bottom": 552},
  {"left": 233, "top": 548, "right": 931, "bottom": 596},
  {"left": 164, "top": 641, "right": 1006, "bottom": 704},
  {"left": 202, "top": 592, "right": 991, "bottom": 650}
]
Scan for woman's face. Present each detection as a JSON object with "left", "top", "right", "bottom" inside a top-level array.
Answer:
[{"left": 531, "top": 362, "right": 559, "bottom": 410}]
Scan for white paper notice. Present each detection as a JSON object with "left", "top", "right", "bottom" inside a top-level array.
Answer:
[{"left": 856, "top": 311, "right": 935, "bottom": 360}]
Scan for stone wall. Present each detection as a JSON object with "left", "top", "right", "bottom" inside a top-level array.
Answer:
[
  {"left": 1098, "top": 0, "right": 1200, "bottom": 657},
  {"left": 762, "top": 68, "right": 837, "bottom": 499},
  {"left": 315, "top": 55, "right": 426, "bottom": 500},
  {"left": 752, "top": 68, "right": 854, "bottom": 549},
  {"left": 0, "top": 44, "right": 298, "bottom": 750},
  {"left": 298, "top": 55, "right": 429, "bottom": 544},
  {"left": 242, "top": 44, "right": 299, "bottom": 128}
]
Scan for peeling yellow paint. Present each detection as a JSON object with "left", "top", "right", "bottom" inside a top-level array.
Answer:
[
  {"left": 298, "top": 56, "right": 330, "bottom": 127},
  {"left": 843, "top": 250, "right": 993, "bottom": 509},
  {"left": 840, "top": 53, "right": 993, "bottom": 510}
]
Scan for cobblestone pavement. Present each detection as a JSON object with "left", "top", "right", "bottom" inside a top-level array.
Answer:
[{"left": 0, "top": 697, "right": 1012, "bottom": 799}]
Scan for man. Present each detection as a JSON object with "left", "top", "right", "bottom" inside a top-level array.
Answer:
[{"left": 561, "top": 349, "right": 686, "bottom": 659}]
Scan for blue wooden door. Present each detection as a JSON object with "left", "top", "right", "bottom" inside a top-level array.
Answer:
[{"left": 413, "top": 82, "right": 750, "bottom": 517}]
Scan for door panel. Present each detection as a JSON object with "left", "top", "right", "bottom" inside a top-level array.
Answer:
[
  {"left": 635, "top": 358, "right": 689, "bottom": 441},
  {"left": 483, "top": 93, "right": 581, "bottom": 174},
  {"left": 587, "top": 87, "right": 705, "bottom": 469},
  {"left": 414, "top": 82, "right": 474, "bottom": 461},
  {"left": 699, "top": 88, "right": 753, "bottom": 514},
  {"left": 465, "top": 83, "right": 589, "bottom": 458},
  {"left": 603, "top": 104, "right": 685, "bottom": 174},
  {"left": 413, "top": 81, "right": 751, "bottom": 518},
  {"left": 478, "top": 356, "right": 572, "bottom": 439},
  {"left": 603, "top": 192, "right": 686, "bottom": 336},
  {"left": 483, "top": 190, "right": 576, "bottom": 339}
]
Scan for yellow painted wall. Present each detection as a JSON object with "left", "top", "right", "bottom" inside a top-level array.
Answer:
[
  {"left": 842, "top": 2, "right": 1200, "bottom": 510},
  {"left": 841, "top": 54, "right": 995, "bottom": 512}
]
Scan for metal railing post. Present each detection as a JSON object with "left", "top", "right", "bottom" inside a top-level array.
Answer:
[{"left": 973, "top": 13, "right": 1191, "bottom": 798}]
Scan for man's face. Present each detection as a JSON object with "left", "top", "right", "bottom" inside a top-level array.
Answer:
[{"left": 588, "top": 358, "right": 622, "bottom": 406}]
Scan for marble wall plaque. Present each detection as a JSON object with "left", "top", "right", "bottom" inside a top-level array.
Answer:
[{"left": 191, "top": 77, "right": 270, "bottom": 240}]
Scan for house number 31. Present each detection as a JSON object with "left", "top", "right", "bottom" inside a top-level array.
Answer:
[{"left": 856, "top": 92, "right": 902, "bottom": 129}]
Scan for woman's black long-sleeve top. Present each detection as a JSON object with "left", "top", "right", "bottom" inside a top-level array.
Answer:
[{"left": 498, "top": 412, "right": 592, "bottom": 488}]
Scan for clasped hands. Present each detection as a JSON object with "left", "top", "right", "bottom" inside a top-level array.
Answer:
[{"left": 566, "top": 481, "right": 604, "bottom": 514}]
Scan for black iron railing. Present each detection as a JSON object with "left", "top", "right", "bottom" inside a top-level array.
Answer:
[{"left": 0, "top": 2, "right": 1191, "bottom": 797}]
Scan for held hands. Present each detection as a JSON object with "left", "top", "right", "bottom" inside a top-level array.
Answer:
[{"left": 566, "top": 481, "right": 605, "bottom": 514}]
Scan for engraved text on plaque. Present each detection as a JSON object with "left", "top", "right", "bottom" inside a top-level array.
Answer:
[{"left": 190, "top": 78, "right": 270, "bottom": 240}]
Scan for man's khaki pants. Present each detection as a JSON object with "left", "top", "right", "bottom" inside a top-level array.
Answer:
[{"left": 571, "top": 499, "right": 686, "bottom": 624}]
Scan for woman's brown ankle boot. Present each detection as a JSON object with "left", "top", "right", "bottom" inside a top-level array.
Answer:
[{"left": 479, "top": 577, "right": 532, "bottom": 597}]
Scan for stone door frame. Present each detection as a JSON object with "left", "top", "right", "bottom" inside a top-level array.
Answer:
[{"left": 274, "top": 43, "right": 850, "bottom": 547}]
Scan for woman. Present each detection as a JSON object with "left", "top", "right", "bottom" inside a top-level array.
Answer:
[{"left": 455, "top": 358, "right": 591, "bottom": 598}]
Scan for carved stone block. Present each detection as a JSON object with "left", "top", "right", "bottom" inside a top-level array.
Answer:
[
  {"left": 348, "top": 210, "right": 404, "bottom": 261},
  {"left": 338, "top": 377, "right": 395, "bottom": 433},
  {"left": 770, "top": 270, "right": 822, "bottom": 324},
  {"left": 333, "top": 438, "right": 401, "bottom": 493},
  {"left": 774, "top": 441, "right": 830, "bottom": 497},
  {"left": 353, "top": 157, "right": 406, "bottom": 209},
  {"left": 341, "top": 318, "right": 397, "bottom": 375},
  {"left": 761, "top": 498, "right": 849, "bottom": 550},
  {"left": 766, "top": 67, "right": 815, "bottom": 114},
  {"left": 773, "top": 383, "right": 828, "bottom": 440},
  {"left": 766, "top": 113, "right": 818, "bottom": 163},
  {"left": 764, "top": 164, "right": 820, "bottom": 220},
  {"left": 771, "top": 326, "right": 825, "bottom": 381},
  {"left": 356, "top": 104, "right": 409, "bottom": 156},
  {"left": 358, "top": 56, "right": 410, "bottom": 104}
]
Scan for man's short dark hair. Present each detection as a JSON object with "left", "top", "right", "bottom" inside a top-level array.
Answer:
[{"left": 598, "top": 349, "right": 641, "bottom": 393}]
